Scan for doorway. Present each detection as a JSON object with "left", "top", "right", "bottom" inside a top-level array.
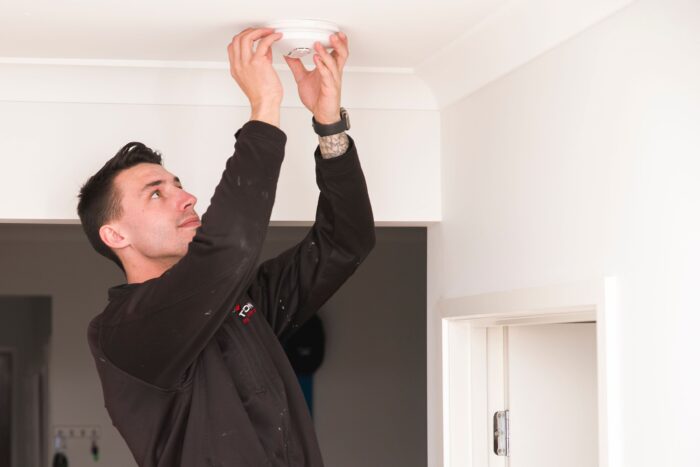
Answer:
[
  {"left": 0, "top": 350, "right": 13, "bottom": 467},
  {"left": 0, "top": 296, "right": 51, "bottom": 467},
  {"left": 441, "top": 278, "right": 617, "bottom": 467},
  {"left": 484, "top": 322, "right": 598, "bottom": 466}
]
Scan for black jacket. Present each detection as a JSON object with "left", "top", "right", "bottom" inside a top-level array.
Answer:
[{"left": 88, "top": 120, "right": 375, "bottom": 466}]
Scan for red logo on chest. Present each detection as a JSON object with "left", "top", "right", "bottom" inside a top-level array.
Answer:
[{"left": 234, "top": 302, "right": 257, "bottom": 324}]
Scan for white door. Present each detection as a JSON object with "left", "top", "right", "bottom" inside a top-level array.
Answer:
[{"left": 488, "top": 323, "right": 598, "bottom": 467}]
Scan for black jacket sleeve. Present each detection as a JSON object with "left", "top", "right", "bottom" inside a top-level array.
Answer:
[
  {"left": 247, "top": 134, "right": 376, "bottom": 344},
  {"left": 97, "top": 120, "right": 286, "bottom": 388}
]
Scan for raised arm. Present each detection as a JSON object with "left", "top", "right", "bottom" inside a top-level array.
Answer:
[
  {"left": 96, "top": 29, "right": 288, "bottom": 388},
  {"left": 248, "top": 131, "right": 375, "bottom": 342},
  {"left": 247, "top": 31, "right": 375, "bottom": 340}
]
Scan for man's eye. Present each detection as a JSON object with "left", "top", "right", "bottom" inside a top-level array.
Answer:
[{"left": 150, "top": 190, "right": 161, "bottom": 199}]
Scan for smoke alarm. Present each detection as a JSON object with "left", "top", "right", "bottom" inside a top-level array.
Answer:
[{"left": 265, "top": 19, "right": 340, "bottom": 59}]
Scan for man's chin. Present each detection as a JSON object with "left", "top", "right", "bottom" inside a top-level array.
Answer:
[
  {"left": 180, "top": 231, "right": 197, "bottom": 251},
  {"left": 180, "top": 226, "right": 199, "bottom": 239}
]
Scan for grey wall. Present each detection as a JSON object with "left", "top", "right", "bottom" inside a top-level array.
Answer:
[
  {"left": 0, "top": 224, "right": 426, "bottom": 467},
  {"left": 261, "top": 227, "right": 427, "bottom": 467}
]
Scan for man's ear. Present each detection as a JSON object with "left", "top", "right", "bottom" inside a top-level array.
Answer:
[{"left": 99, "top": 224, "right": 130, "bottom": 251}]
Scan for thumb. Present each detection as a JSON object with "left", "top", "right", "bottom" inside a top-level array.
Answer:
[{"left": 283, "top": 56, "right": 309, "bottom": 82}]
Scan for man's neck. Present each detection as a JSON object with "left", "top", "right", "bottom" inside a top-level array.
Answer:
[{"left": 124, "top": 257, "right": 179, "bottom": 284}]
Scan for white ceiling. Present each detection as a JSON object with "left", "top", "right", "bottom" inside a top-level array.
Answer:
[
  {"left": 0, "top": 0, "right": 636, "bottom": 108},
  {"left": 0, "top": 0, "right": 507, "bottom": 69}
]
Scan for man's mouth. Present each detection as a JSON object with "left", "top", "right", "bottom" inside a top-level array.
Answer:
[{"left": 178, "top": 216, "right": 201, "bottom": 228}]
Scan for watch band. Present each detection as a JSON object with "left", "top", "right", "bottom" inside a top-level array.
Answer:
[{"left": 312, "top": 107, "right": 350, "bottom": 136}]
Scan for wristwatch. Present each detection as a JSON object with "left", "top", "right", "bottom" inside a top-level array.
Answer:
[{"left": 312, "top": 107, "right": 351, "bottom": 136}]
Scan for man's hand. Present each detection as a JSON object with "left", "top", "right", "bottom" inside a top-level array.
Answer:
[
  {"left": 283, "top": 32, "right": 349, "bottom": 124},
  {"left": 228, "top": 28, "right": 284, "bottom": 127}
]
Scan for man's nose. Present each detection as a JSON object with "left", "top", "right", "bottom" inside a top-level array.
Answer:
[{"left": 179, "top": 190, "right": 197, "bottom": 211}]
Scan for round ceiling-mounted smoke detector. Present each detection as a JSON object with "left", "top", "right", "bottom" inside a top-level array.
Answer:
[{"left": 265, "top": 19, "right": 340, "bottom": 59}]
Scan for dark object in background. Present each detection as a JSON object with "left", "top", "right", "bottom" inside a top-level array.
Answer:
[
  {"left": 283, "top": 315, "right": 325, "bottom": 374},
  {"left": 52, "top": 452, "right": 68, "bottom": 467},
  {"left": 91, "top": 437, "right": 99, "bottom": 461},
  {"left": 282, "top": 315, "right": 326, "bottom": 414}
]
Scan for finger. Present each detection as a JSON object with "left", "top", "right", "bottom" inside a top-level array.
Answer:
[
  {"left": 229, "top": 28, "right": 255, "bottom": 73},
  {"left": 254, "top": 32, "right": 282, "bottom": 59},
  {"left": 314, "top": 42, "right": 340, "bottom": 84},
  {"left": 330, "top": 33, "right": 349, "bottom": 70},
  {"left": 283, "top": 56, "right": 310, "bottom": 82},
  {"left": 233, "top": 27, "right": 252, "bottom": 42},
  {"left": 233, "top": 27, "right": 253, "bottom": 54},
  {"left": 313, "top": 54, "right": 336, "bottom": 91},
  {"left": 230, "top": 35, "right": 243, "bottom": 71},
  {"left": 241, "top": 28, "right": 275, "bottom": 62},
  {"left": 334, "top": 31, "right": 349, "bottom": 51},
  {"left": 227, "top": 40, "right": 235, "bottom": 67}
]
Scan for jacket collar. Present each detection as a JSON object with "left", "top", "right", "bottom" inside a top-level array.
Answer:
[{"left": 107, "top": 283, "right": 139, "bottom": 301}]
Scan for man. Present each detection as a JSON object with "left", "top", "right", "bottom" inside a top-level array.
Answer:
[{"left": 77, "top": 28, "right": 375, "bottom": 466}]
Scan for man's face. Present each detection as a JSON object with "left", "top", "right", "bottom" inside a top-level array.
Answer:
[{"left": 112, "top": 162, "right": 200, "bottom": 264}]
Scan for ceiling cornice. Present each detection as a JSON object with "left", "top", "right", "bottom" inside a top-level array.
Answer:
[
  {"left": 0, "top": 56, "right": 415, "bottom": 75},
  {"left": 0, "top": 60, "right": 435, "bottom": 110},
  {"left": 416, "top": 0, "right": 636, "bottom": 109}
]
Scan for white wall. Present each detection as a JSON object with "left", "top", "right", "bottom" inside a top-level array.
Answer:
[
  {"left": 434, "top": 1, "right": 700, "bottom": 466},
  {"left": 0, "top": 224, "right": 426, "bottom": 467},
  {"left": 0, "top": 66, "right": 440, "bottom": 224}
]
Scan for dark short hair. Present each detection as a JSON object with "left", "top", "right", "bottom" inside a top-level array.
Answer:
[{"left": 77, "top": 142, "right": 163, "bottom": 270}]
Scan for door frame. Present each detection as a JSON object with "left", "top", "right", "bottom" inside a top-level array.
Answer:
[{"left": 439, "top": 277, "right": 621, "bottom": 467}]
